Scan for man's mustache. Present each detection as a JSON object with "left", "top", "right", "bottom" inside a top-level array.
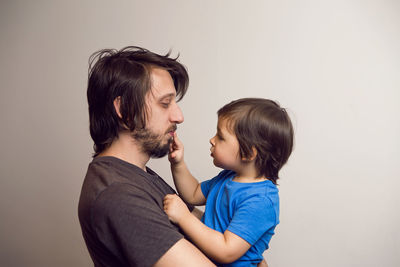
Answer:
[{"left": 166, "top": 125, "right": 177, "bottom": 134}]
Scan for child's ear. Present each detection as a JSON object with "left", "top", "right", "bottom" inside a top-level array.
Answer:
[
  {"left": 113, "top": 96, "right": 123, "bottom": 118},
  {"left": 242, "top": 146, "right": 258, "bottom": 162}
]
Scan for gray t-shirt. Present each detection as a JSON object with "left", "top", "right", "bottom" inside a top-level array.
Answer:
[{"left": 78, "top": 156, "right": 185, "bottom": 267}]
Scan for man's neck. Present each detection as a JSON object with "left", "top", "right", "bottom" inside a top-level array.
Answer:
[{"left": 98, "top": 131, "right": 149, "bottom": 171}]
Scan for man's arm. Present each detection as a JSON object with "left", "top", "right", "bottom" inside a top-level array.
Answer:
[
  {"left": 155, "top": 237, "right": 268, "bottom": 267},
  {"left": 258, "top": 259, "right": 269, "bottom": 267},
  {"left": 154, "top": 238, "right": 215, "bottom": 267}
]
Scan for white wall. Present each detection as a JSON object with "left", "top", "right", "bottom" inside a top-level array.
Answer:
[{"left": 1, "top": 1, "right": 399, "bottom": 266}]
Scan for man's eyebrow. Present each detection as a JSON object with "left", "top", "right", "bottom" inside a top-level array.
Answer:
[{"left": 158, "top": 93, "right": 175, "bottom": 101}]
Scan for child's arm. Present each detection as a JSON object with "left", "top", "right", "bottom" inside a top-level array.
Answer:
[
  {"left": 163, "top": 194, "right": 251, "bottom": 264},
  {"left": 168, "top": 133, "right": 206, "bottom": 205}
]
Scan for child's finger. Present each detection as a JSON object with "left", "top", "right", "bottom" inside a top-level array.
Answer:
[{"left": 173, "top": 132, "right": 183, "bottom": 147}]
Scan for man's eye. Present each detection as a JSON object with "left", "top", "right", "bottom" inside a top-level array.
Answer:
[{"left": 161, "top": 102, "right": 170, "bottom": 108}]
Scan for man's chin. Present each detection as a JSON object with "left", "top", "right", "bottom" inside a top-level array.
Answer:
[
  {"left": 149, "top": 146, "right": 169, "bottom": 159},
  {"left": 148, "top": 139, "right": 172, "bottom": 159}
]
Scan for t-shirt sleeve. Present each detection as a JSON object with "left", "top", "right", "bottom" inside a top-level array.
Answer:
[
  {"left": 92, "top": 183, "right": 183, "bottom": 267},
  {"left": 201, "top": 178, "right": 213, "bottom": 198},
  {"left": 201, "top": 170, "right": 233, "bottom": 198},
  {"left": 227, "top": 197, "right": 278, "bottom": 246}
]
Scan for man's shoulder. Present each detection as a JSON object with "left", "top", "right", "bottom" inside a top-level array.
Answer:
[
  {"left": 84, "top": 156, "right": 157, "bottom": 190},
  {"left": 80, "top": 157, "right": 158, "bottom": 218}
]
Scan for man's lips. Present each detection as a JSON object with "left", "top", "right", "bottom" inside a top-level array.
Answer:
[{"left": 167, "top": 125, "right": 177, "bottom": 136}]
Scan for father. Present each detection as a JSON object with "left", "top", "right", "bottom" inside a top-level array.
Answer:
[
  {"left": 78, "top": 46, "right": 214, "bottom": 266},
  {"left": 78, "top": 46, "right": 268, "bottom": 267}
]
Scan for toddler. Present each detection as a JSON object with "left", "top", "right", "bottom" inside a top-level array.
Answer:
[{"left": 164, "top": 98, "right": 294, "bottom": 266}]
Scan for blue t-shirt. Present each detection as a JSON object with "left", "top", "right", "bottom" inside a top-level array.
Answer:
[{"left": 201, "top": 170, "right": 279, "bottom": 267}]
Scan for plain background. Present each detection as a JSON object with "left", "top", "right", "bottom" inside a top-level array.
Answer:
[{"left": 1, "top": 0, "right": 399, "bottom": 266}]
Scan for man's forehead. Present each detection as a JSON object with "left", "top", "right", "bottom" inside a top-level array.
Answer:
[{"left": 149, "top": 67, "right": 176, "bottom": 98}]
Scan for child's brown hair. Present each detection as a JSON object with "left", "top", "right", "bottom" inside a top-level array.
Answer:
[{"left": 218, "top": 98, "right": 294, "bottom": 184}]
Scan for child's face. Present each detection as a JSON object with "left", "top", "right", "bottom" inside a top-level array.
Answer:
[{"left": 209, "top": 118, "right": 241, "bottom": 171}]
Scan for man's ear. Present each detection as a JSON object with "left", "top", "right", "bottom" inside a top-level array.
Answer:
[
  {"left": 242, "top": 146, "right": 258, "bottom": 162},
  {"left": 113, "top": 96, "right": 122, "bottom": 119}
]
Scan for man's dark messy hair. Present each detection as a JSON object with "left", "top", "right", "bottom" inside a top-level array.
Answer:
[{"left": 87, "top": 46, "right": 189, "bottom": 157}]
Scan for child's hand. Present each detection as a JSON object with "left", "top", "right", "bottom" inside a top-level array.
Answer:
[
  {"left": 163, "top": 194, "right": 191, "bottom": 224},
  {"left": 168, "top": 132, "right": 184, "bottom": 165}
]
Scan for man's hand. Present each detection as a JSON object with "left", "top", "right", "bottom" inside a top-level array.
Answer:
[
  {"left": 257, "top": 258, "right": 268, "bottom": 267},
  {"left": 163, "top": 194, "right": 191, "bottom": 224},
  {"left": 168, "top": 132, "right": 184, "bottom": 165}
]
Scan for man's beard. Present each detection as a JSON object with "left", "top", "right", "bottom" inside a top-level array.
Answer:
[{"left": 132, "top": 125, "right": 176, "bottom": 158}]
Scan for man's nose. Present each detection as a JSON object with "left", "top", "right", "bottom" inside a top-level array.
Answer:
[{"left": 171, "top": 103, "right": 184, "bottom": 124}]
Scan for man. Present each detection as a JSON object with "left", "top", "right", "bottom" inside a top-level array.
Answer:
[
  {"left": 78, "top": 46, "right": 214, "bottom": 266},
  {"left": 78, "top": 46, "right": 268, "bottom": 267}
]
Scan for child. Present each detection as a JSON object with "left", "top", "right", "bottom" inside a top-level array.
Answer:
[{"left": 163, "top": 98, "right": 294, "bottom": 266}]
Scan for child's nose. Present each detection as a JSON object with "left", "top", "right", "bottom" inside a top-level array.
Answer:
[{"left": 209, "top": 136, "right": 215, "bottom": 146}]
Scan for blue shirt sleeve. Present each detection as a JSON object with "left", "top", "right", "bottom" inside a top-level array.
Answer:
[
  {"left": 227, "top": 197, "right": 278, "bottom": 245},
  {"left": 200, "top": 178, "right": 213, "bottom": 198},
  {"left": 201, "top": 170, "right": 234, "bottom": 198}
]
